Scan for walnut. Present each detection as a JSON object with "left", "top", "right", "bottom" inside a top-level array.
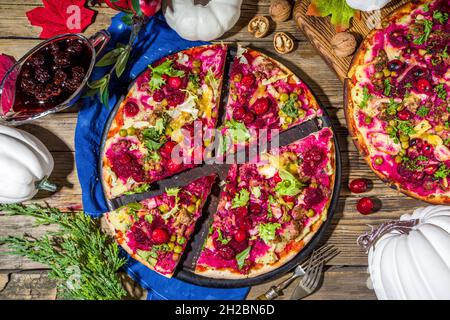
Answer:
[
  {"left": 331, "top": 32, "right": 357, "bottom": 58},
  {"left": 248, "top": 16, "right": 270, "bottom": 38},
  {"left": 269, "top": 0, "right": 292, "bottom": 22},
  {"left": 273, "top": 32, "right": 294, "bottom": 54}
]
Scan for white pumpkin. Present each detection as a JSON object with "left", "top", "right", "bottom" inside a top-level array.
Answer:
[
  {"left": 0, "top": 125, "right": 56, "bottom": 204},
  {"left": 346, "top": 0, "right": 391, "bottom": 11},
  {"left": 163, "top": 0, "right": 243, "bottom": 41},
  {"left": 359, "top": 206, "right": 450, "bottom": 300}
]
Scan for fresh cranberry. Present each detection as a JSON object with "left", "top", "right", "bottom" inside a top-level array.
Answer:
[
  {"left": 233, "top": 106, "right": 246, "bottom": 120},
  {"left": 249, "top": 203, "right": 263, "bottom": 216},
  {"left": 397, "top": 109, "right": 411, "bottom": 121},
  {"left": 283, "top": 195, "right": 296, "bottom": 203},
  {"left": 168, "top": 77, "right": 182, "bottom": 89},
  {"left": 124, "top": 101, "right": 140, "bottom": 117},
  {"left": 411, "top": 171, "right": 425, "bottom": 182},
  {"left": 252, "top": 98, "right": 269, "bottom": 115},
  {"left": 303, "top": 188, "right": 324, "bottom": 207},
  {"left": 151, "top": 228, "right": 169, "bottom": 244},
  {"left": 241, "top": 74, "right": 255, "bottom": 87},
  {"left": 217, "top": 246, "right": 236, "bottom": 260},
  {"left": 234, "top": 229, "right": 247, "bottom": 242},
  {"left": 422, "top": 143, "right": 433, "bottom": 156},
  {"left": 153, "top": 90, "right": 165, "bottom": 102},
  {"left": 160, "top": 141, "right": 177, "bottom": 159},
  {"left": 387, "top": 59, "right": 404, "bottom": 72},
  {"left": 235, "top": 215, "right": 252, "bottom": 230},
  {"left": 388, "top": 30, "right": 408, "bottom": 47},
  {"left": 349, "top": 178, "right": 369, "bottom": 193},
  {"left": 168, "top": 92, "right": 185, "bottom": 107},
  {"left": 357, "top": 197, "right": 374, "bottom": 215},
  {"left": 243, "top": 112, "right": 255, "bottom": 125},
  {"left": 412, "top": 67, "right": 427, "bottom": 78},
  {"left": 166, "top": 159, "right": 182, "bottom": 172},
  {"left": 304, "top": 147, "right": 324, "bottom": 163},
  {"left": 234, "top": 206, "right": 248, "bottom": 217},
  {"left": 415, "top": 79, "right": 431, "bottom": 93},
  {"left": 424, "top": 164, "right": 438, "bottom": 175}
]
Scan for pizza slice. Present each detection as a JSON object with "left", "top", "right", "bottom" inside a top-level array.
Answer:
[
  {"left": 195, "top": 128, "right": 335, "bottom": 278},
  {"left": 219, "top": 46, "right": 322, "bottom": 153},
  {"left": 105, "top": 175, "right": 216, "bottom": 278},
  {"left": 102, "top": 44, "right": 228, "bottom": 199}
]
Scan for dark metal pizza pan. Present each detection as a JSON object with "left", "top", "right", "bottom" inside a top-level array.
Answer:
[{"left": 99, "top": 45, "right": 342, "bottom": 288}]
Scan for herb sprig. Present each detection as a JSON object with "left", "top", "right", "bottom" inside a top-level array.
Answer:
[{"left": 0, "top": 204, "right": 127, "bottom": 300}]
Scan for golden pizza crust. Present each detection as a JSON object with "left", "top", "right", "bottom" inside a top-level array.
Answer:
[{"left": 344, "top": 0, "right": 450, "bottom": 204}]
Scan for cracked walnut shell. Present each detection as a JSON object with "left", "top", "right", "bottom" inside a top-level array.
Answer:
[
  {"left": 248, "top": 16, "right": 270, "bottom": 38},
  {"left": 273, "top": 32, "right": 294, "bottom": 54}
]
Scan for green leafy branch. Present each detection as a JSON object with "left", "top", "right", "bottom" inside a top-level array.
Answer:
[
  {"left": 0, "top": 204, "right": 127, "bottom": 300},
  {"left": 87, "top": 16, "right": 145, "bottom": 108}
]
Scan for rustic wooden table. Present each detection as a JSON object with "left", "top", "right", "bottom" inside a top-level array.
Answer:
[{"left": 0, "top": 0, "right": 426, "bottom": 300}]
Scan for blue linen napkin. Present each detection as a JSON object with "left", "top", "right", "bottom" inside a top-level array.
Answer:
[{"left": 74, "top": 12, "right": 249, "bottom": 300}]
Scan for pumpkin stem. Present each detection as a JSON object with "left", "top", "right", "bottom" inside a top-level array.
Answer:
[
  {"left": 357, "top": 219, "right": 419, "bottom": 253},
  {"left": 37, "top": 176, "right": 57, "bottom": 193}
]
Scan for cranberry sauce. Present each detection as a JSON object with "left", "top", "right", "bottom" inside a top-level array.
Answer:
[{"left": 13, "top": 36, "right": 92, "bottom": 117}]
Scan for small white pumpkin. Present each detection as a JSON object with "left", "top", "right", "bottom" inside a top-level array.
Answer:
[
  {"left": 163, "top": 0, "right": 243, "bottom": 41},
  {"left": 0, "top": 125, "right": 56, "bottom": 204},
  {"left": 346, "top": 0, "right": 391, "bottom": 11},
  {"left": 359, "top": 206, "right": 450, "bottom": 300}
]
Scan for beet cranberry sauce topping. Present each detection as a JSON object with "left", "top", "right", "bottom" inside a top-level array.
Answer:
[{"left": 14, "top": 37, "right": 91, "bottom": 116}]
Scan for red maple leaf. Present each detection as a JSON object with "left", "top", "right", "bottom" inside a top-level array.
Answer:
[{"left": 26, "top": 0, "right": 96, "bottom": 39}]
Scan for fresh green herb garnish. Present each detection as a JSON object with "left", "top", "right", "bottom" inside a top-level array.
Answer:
[
  {"left": 281, "top": 99, "right": 299, "bottom": 117},
  {"left": 275, "top": 169, "right": 306, "bottom": 197},
  {"left": 384, "top": 79, "right": 392, "bottom": 96},
  {"left": 142, "top": 117, "right": 168, "bottom": 152},
  {"left": 236, "top": 246, "right": 252, "bottom": 269},
  {"left": 435, "top": 164, "right": 450, "bottom": 179},
  {"left": 231, "top": 189, "right": 250, "bottom": 209},
  {"left": 423, "top": 4, "right": 429, "bottom": 12},
  {"left": 124, "top": 183, "right": 151, "bottom": 195},
  {"left": 386, "top": 99, "right": 400, "bottom": 115},
  {"left": 360, "top": 86, "right": 372, "bottom": 108},
  {"left": 435, "top": 84, "right": 447, "bottom": 100},
  {"left": 416, "top": 106, "right": 430, "bottom": 117},
  {"left": 433, "top": 10, "right": 449, "bottom": 24},
  {"left": 226, "top": 120, "right": 251, "bottom": 143},
  {"left": 216, "top": 228, "right": 230, "bottom": 245},
  {"left": 258, "top": 222, "right": 281, "bottom": 244},
  {"left": 0, "top": 204, "right": 127, "bottom": 300},
  {"left": 397, "top": 121, "right": 416, "bottom": 135},
  {"left": 413, "top": 19, "right": 433, "bottom": 45},
  {"left": 148, "top": 60, "right": 185, "bottom": 92}
]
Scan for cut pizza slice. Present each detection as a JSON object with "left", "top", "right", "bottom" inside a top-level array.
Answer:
[
  {"left": 105, "top": 175, "right": 216, "bottom": 278},
  {"left": 102, "top": 44, "right": 228, "bottom": 199},
  {"left": 219, "top": 46, "right": 322, "bottom": 153},
  {"left": 195, "top": 128, "right": 335, "bottom": 279}
]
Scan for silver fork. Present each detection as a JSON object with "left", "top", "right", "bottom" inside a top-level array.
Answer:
[
  {"left": 257, "top": 244, "right": 338, "bottom": 300},
  {"left": 290, "top": 258, "right": 325, "bottom": 300}
]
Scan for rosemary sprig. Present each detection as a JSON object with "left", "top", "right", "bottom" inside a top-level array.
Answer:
[{"left": 0, "top": 204, "right": 127, "bottom": 300}]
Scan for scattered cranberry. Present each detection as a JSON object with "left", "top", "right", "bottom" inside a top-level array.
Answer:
[
  {"left": 160, "top": 141, "right": 177, "bottom": 159},
  {"left": 168, "top": 77, "right": 182, "bottom": 89},
  {"left": 243, "top": 112, "right": 255, "bottom": 125},
  {"left": 249, "top": 202, "right": 263, "bottom": 216},
  {"left": 234, "top": 229, "right": 247, "bottom": 242},
  {"left": 357, "top": 197, "right": 374, "bottom": 215},
  {"left": 283, "top": 195, "right": 296, "bottom": 203},
  {"left": 166, "top": 159, "right": 182, "bottom": 172},
  {"left": 349, "top": 178, "right": 369, "bottom": 193},
  {"left": 151, "top": 228, "right": 169, "bottom": 244},
  {"left": 415, "top": 78, "right": 431, "bottom": 93},
  {"left": 397, "top": 109, "right": 411, "bottom": 121},
  {"left": 424, "top": 164, "right": 438, "bottom": 175},
  {"left": 303, "top": 188, "right": 324, "bottom": 207},
  {"left": 387, "top": 59, "right": 404, "bottom": 72},
  {"left": 241, "top": 74, "right": 255, "bottom": 87},
  {"left": 217, "top": 246, "right": 236, "bottom": 260},
  {"left": 304, "top": 147, "right": 324, "bottom": 163},
  {"left": 252, "top": 98, "right": 269, "bottom": 115},
  {"left": 422, "top": 143, "right": 433, "bottom": 156},
  {"left": 153, "top": 90, "right": 165, "bottom": 102},
  {"left": 233, "top": 106, "right": 246, "bottom": 120},
  {"left": 124, "top": 101, "right": 140, "bottom": 117},
  {"left": 168, "top": 92, "right": 185, "bottom": 106},
  {"left": 234, "top": 206, "right": 248, "bottom": 217}
]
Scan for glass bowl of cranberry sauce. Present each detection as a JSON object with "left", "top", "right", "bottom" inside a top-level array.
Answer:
[{"left": 0, "top": 30, "right": 110, "bottom": 125}]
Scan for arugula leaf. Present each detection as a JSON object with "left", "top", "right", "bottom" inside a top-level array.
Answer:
[
  {"left": 433, "top": 10, "right": 449, "bottom": 24},
  {"left": 386, "top": 99, "right": 399, "bottom": 115},
  {"left": 166, "top": 187, "right": 181, "bottom": 198},
  {"left": 360, "top": 86, "right": 372, "bottom": 108},
  {"left": 384, "top": 79, "right": 392, "bottom": 96},
  {"left": 416, "top": 106, "right": 430, "bottom": 117},
  {"left": 275, "top": 169, "right": 306, "bottom": 197},
  {"left": 236, "top": 246, "right": 252, "bottom": 269},
  {"left": 226, "top": 120, "right": 251, "bottom": 142},
  {"left": 307, "top": 0, "right": 357, "bottom": 32},
  {"left": 124, "top": 183, "right": 151, "bottom": 195},
  {"left": 435, "top": 164, "right": 450, "bottom": 179},
  {"left": 435, "top": 84, "right": 447, "bottom": 100},
  {"left": 216, "top": 229, "right": 230, "bottom": 245},
  {"left": 142, "top": 118, "right": 168, "bottom": 152},
  {"left": 281, "top": 99, "right": 299, "bottom": 117},
  {"left": 148, "top": 59, "right": 185, "bottom": 92},
  {"left": 258, "top": 223, "right": 281, "bottom": 244},
  {"left": 413, "top": 19, "right": 433, "bottom": 45},
  {"left": 231, "top": 189, "right": 250, "bottom": 209}
]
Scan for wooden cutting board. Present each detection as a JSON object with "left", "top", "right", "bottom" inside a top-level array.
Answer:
[{"left": 293, "top": 0, "right": 411, "bottom": 82}]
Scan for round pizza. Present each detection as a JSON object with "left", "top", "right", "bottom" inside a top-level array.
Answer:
[{"left": 346, "top": 0, "right": 450, "bottom": 203}]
